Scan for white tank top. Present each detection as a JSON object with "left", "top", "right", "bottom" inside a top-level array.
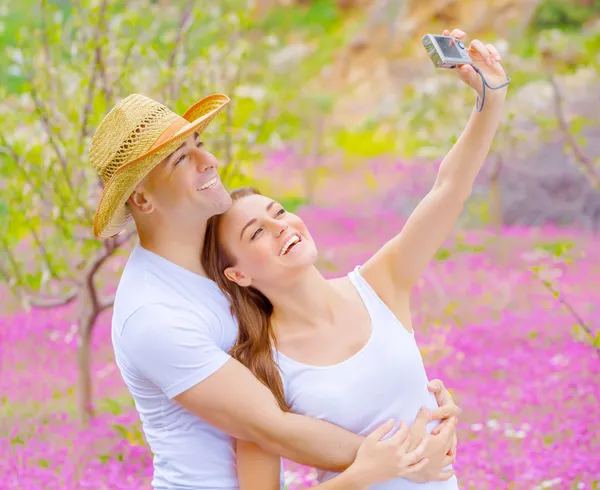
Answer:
[{"left": 275, "top": 266, "right": 459, "bottom": 489}]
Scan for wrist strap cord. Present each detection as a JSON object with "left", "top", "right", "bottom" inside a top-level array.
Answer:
[{"left": 472, "top": 65, "right": 511, "bottom": 112}]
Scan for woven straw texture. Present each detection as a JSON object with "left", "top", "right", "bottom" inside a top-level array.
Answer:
[{"left": 90, "top": 93, "right": 230, "bottom": 239}]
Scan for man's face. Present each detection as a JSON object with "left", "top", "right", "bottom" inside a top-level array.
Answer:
[{"left": 131, "top": 132, "right": 232, "bottom": 225}]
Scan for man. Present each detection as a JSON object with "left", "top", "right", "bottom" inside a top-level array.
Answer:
[{"left": 90, "top": 88, "right": 459, "bottom": 488}]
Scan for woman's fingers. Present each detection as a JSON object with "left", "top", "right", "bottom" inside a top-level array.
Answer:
[
  {"left": 486, "top": 43, "right": 502, "bottom": 62},
  {"left": 469, "top": 39, "right": 492, "bottom": 64},
  {"left": 449, "top": 28, "right": 466, "bottom": 39},
  {"left": 442, "top": 28, "right": 466, "bottom": 39}
]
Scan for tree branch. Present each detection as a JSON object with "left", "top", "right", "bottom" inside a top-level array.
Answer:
[
  {"left": 0, "top": 139, "right": 76, "bottom": 241},
  {"left": 166, "top": 0, "right": 195, "bottom": 103},
  {"left": 549, "top": 74, "right": 600, "bottom": 189},
  {"left": 28, "top": 226, "right": 58, "bottom": 279},
  {"left": 0, "top": 259, "right": 9, "bottom": 283},
  {"left": 29, "top": 83, "right": 95, "bottom": 217},
  {"left": 100, "top": 296, "right": 115, "bottom": 312},
  {"left": 114, "top": 40, "right": 137, "bottom": 93},
  {"left": 537, "top": 277, "right": 600, "bottom": 359},
  {"left": 81, "top": 229, "right": 136, "bottom": 314},
  {"left": 221, "top": 101, "right": 272, "bottom": 185},
  {"left": 0, "top": 237, "right": 27, "bottom": 288},
  {"left": 79, "top": 2, "right": 106, "bottom": 150},
  {"left": 29, "top": 289, "right": 79, "bottom": 308},
  {"left": 39, "top": 0, "right": 62, "bottom": 118},
  {"left": 29, "top": 83, "right": 72, "bottom": 187},
  {"left": 110, "top": 228, "right": 137, "bottom": 251}
]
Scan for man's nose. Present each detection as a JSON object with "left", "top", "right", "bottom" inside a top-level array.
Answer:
[{"left": 191, "top": 147, "right": 218, "bottom": 172}]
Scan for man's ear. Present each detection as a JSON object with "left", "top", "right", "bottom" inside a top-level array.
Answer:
[
  {"left": 128, "top": 186, "right": 154, "bottom": 214},
  {"left": 224, "top": 267, "right": 251, "bottom": 288}
]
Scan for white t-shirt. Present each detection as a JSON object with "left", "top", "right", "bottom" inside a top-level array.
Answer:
[{"left": 111, "top": 245, "right": 240, "bottom": 490}]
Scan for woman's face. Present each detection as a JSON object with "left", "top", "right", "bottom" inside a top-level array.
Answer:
[{"left": 218, "top": 193, "right": 318, "bottom": 288}]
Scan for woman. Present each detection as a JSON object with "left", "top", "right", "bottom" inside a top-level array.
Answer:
[{"left": 202, "top": 29, "right": 508, "bottom": 489}]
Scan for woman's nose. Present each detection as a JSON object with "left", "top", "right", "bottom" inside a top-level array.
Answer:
[{"left": 269, "top": 220, "right": 288, "bottom": 237}]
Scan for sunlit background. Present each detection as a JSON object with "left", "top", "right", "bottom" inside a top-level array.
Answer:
[{"left": 1, "top": 0, "right": 600, "bottom": 488}]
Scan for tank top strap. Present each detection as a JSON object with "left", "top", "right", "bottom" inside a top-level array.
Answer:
[
  {"left": 347, "top": 265, "right": 388, "bottom": 309},
  {"left": 347, "top": 265, "right": 414, "bottom": 337}
]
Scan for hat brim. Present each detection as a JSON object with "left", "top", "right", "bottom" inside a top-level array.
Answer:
[{"left": 93, "top": 94, "right": 230, "bottom": 239}]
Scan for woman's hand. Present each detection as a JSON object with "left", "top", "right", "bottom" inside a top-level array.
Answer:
[
  {"left": 347, "top": 419, "right": 430, "bottom": 486},
  {"left": 443, "top": 28, "right": 508, "bottom": 100}
]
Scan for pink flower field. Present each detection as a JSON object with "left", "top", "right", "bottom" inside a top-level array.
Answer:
[{"left": 2, "top": 206, "right": 600, "bottom": 489}]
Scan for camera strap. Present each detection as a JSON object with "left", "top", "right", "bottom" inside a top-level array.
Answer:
[{"left": 472, "top": 66, "right": 511, "bottom": 112}]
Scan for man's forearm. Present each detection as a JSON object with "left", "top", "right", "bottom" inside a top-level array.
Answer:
[
  {"left": 251, "top": 411, "right": 363, "bottom": 472},
  {"left": 175, "top": 359, "right": 364, "bottom": 472}
]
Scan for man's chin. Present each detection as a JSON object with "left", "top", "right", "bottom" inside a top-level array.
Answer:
[{"left": 204, "top": 193, "right": 233, "bottom": 217}]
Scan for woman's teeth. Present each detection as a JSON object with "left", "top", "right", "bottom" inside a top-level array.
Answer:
[
  {"left": 280, "top": 235, "right": 300, "bottom": 256},
  {"left": 199, "top": 177, "right": 218, "bottom": 190}
]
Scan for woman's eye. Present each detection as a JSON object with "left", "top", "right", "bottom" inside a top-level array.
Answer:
[
  {"left": 251, "top": 228, "right": 263, "bottom": 240},
  {"left": 276, "top": 208, "right": 286, "bottom": 216}
]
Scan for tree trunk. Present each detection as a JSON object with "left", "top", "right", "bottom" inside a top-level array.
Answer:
[
  {"left": 73, "top": 235, "right": 131, "bottom": 425},
  {"left": 489, "top": 155, "right": 506, "bottom": 262},
  {"left": 77, "top": 302, "right": 97, "bottom": 426},
  {"left": 490, "top": 175, "right": 503, "bottom": 235}
]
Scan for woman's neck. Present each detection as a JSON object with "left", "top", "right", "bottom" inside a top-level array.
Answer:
[{"left": 263, "top": 267, "right": 338, "bottom": 330}]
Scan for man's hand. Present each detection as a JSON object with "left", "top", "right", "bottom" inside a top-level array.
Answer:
[
  {"left": 428, "top": 379, "right": 461, "bottom": 436},
  {"left": 403, "top": 379, "right": 460, "bottom": 483}
]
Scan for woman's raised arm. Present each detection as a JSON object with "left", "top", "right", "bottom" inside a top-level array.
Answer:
[{"left": 361, "top": 28, "right": 509, "bottom": 310}]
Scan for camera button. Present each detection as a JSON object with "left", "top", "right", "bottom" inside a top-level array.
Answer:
[{"left": 457, "top": 41, "right": 465, "bottom": 49}]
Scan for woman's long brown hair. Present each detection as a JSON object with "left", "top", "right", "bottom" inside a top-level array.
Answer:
[{"left": 202, "top": 186, "right": 289, "bottom": 411}]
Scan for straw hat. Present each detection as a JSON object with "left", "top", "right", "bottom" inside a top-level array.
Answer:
[{"left": 90, "top": 93, "right": 230, "bottom": 239}]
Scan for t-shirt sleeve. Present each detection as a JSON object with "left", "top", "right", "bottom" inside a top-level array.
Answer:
[{"left": 119, "top": 303, "right": 231, "bottom": 399}]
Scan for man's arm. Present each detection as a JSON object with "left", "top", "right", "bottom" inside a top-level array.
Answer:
[
  {"left": 175, "top": 357, "right": 362, "bottom": 472},
  {"left": 176, "top": 363, "right": 461, "bottom": 476},
  {"left": 121, "top": 303, "right": 362, "bottom": 472},
  {"left": 122, "top": 304, "right": 458, "bottom": 475}
]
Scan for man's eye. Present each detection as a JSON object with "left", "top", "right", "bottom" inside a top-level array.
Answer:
[
  {"left": 251, "top": 228, "right": 263, "bottom": 240},
  {"left": 196, "top": 141, "right": 204, "bottom": 148},
  {"left": 176, "top": 154, "right": 187, "bottom": 165}
]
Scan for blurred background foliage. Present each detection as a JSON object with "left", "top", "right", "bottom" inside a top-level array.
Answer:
[{"left": 0, "top": 0, "right": 599, "bottom": 420}]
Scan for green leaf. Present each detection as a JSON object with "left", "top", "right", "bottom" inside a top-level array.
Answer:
[
  {"left": 278, "top": 196, "right": 308, "bottom": 214},
  {"left": 102, "top": 398, "right": 124, "bottom": 416},
  {"left": 435, "top": 248, "right": 451, "bottom": 261},
  {"left": 536, "top": 240, "right": 574, "bottom": 258},
  {"left": 112, "top": 424, "right": 128, "bottom": 439},
  {"left": 24, "top": 271, "right": 43, "bottom": 290},
  {"left": 11, "top": 436, "right": 25, "bottom": 446}
]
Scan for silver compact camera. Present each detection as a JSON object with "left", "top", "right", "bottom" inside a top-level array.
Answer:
[{"left": 422, "top": 34, "right": 473, "bottom": 69}]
